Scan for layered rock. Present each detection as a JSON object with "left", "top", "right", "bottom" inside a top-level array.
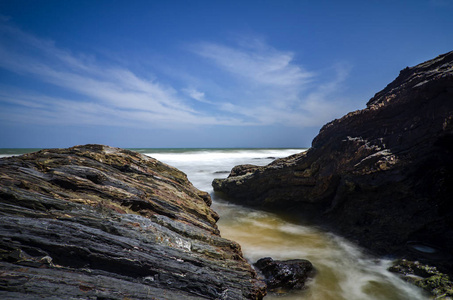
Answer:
[
  {"left": 0, "top": 144, "right": 266, "bottom": 299},
  {"left": 213, "top": 51, "right": 453, "bottom": 270}
]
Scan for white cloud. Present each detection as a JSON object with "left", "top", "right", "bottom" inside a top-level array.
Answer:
[
  {"left": 0, "top": 22, "right": 353, "bottom": 131},
  {"left": 182, "top": 87, "right": 213, "bottom": 104},
  {"left": 190, "top": 39, "right": 352, "bottom": 127},
  {"left": 192, "top": 40, "right": 314, "bottom": 88},
  {"left": 0, "top": 23, "right": 231, "bottom": 128}
]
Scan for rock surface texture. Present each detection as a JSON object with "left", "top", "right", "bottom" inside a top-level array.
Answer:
[
  {"left": 253, "top": 257, "right": 315, "bottom": 293},
  {"left": 213, "top": 52, "right": 453, "bottom": 278},
  {"left": 0, "top": 145, "right": 266, "bottom": 299},
  {"left": 389, "top": 259, "right": 453, "bottom": 298}
]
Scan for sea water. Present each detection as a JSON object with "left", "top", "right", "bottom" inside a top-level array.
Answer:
[
  {"left": 0, "top": 148, "right": 428, "bottom": 299},
  {"left": 0, "top": 148, "right": 42, "bottom": 158},
  {"left": 142, "top": 148, "right": 428, "bottom": 300}
]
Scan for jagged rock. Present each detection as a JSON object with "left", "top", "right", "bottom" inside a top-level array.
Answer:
[
  {"left": 213, "top": 51, "right": 453, "bottom": 279},
  {"left": 253, "top": 257, "right": 315, "bottom": 293},
  {"left": 0, "top": 144, "right": 266, "bottom": 299}
]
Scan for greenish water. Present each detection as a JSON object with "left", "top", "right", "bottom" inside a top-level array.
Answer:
[
  {"left": 0, "top": 148, "right": 43, "bottom": 156},
  {"left": 0, "top": 147, "right": 429, "bottom": 299}
]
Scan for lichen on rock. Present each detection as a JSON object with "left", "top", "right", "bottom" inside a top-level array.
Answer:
[
  {"left": 0, "top": 144, "right": 266, "bottom": 299},
  {"left": 389, "top": 259, "right": 453, "bottom": 299}
]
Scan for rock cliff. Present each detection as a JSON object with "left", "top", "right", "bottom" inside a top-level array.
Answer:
[
  {"left": 0, "top": 144, "right": 266, "bottom": 299},
  {"left": 213, "top": 51, "right": 453, "bottom": 270}
]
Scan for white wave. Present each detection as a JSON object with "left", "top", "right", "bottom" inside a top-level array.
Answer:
[
  {"left": 146, "top": 148, "right": 304, "bottom": 192},
  {"left": 1, "top": 148, "right": 428, "bottom": 299}
]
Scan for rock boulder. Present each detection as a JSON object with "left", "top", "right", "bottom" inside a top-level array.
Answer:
[
  {"left": 253, "top": 257, "right": 315, "bottom": 293},
  {"left": 0, "top": 144, "right": 266, "bottom": 299},
  {"left": 213, "top": 51, "right": 453, "bottom": 270}
]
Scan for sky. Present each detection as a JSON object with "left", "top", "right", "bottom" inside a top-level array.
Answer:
[{"left": 0, "top": 0, "right": 452, "bottom": 148}]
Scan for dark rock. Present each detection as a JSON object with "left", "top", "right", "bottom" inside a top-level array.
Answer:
[
  {"left": 253, "top": 257, "right": 315, "bottom": 293},
  {"left": 0, "top": 144, "right": 266, "bottom": 299},
  {"left": 229, "top": 164, "right": 262, "bottom": 177},
  {"left": 213, "top": 51, "right": 453, "bottom": 280},
  {"left": 213, "top": 171, "right": 231, "bottom": 174}
]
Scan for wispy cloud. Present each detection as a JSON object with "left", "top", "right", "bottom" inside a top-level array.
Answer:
[
  {"left": 182, "top": 87, "right": 214, "bottom": 104},
  {"left": 0, "top": 22, "right": 240, "bottom": 128},
  {"left": 0, "top": 21, "right": 352, "bottom": 131},
  {"left": 192, "top": 39, "right": 314, "bottom": 87},
  {"left": 190, "top": 38, "right": 352, "bottom": 127}
]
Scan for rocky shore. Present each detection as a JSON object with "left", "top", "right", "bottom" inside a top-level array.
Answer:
[
  {"left": 213, "top": 51, "right": 453, "bottom": 298},
  {"left": 0, "top": 145, "right": 266, "bottom": 299}
]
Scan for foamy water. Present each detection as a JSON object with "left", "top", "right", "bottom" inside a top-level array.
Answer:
[
  {"left": 147, "top": 148, "right": 302, "bottom": 192},
  {"left": 145, "top": 148, "right": 429, "bottom": 300},
  {"left": 1, "top": 148, "right": 428, "bottom": 299}
]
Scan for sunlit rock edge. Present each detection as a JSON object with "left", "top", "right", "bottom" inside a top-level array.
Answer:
[
  {"left": 213, "top": 51, "right": 453, "bottom": 298},
  {"left": 0, "top": 144, "right": 267, "bottom": 299}
]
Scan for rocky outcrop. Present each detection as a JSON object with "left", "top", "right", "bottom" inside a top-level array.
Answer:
[
  {"left": 0, "top": 145, "right": 266, "bottom": 299},
  {"left": 253, "top": 257, "right": 315, "bottom": 293},
  {"left": 389, "top": 259, "right": 453, "bottom": 299},
  {"left": 213, "top": 51, "right": 453, "bottom": 273}
]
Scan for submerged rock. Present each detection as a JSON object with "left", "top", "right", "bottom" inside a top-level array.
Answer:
[
  {"left": 213, "top": 51, "right": 453, "bottom": 286},
  {"left": 0, "top": 144, "right": 266, "bottom": 299},
  {"left": 253, "top": 257, "right": 315, "bottom": 293}
]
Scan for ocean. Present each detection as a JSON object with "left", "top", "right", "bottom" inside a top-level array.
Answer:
[{"left": 0, "top": 148, "right": 428, "bottom": 299}]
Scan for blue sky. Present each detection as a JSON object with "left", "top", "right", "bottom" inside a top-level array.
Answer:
[{"left": 0, "top": 0, "right": 452, "bottom": 148}]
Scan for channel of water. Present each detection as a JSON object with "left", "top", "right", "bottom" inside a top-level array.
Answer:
[{"left": 148, "top": 149, "right": 428, "bottom": 300}]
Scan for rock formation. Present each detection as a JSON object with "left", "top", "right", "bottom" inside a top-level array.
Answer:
[
  {"left": 0, "top": 144, "right": 266, "bottom": 299},
  {"left": 213, "top": 51, "right": 453, "bottom": 275},
  {"left": 253, "top": 257, "right": 315, "bottom": 293},
  {"left": 389, "top": 259, "right": 453, "bottom": 298}
]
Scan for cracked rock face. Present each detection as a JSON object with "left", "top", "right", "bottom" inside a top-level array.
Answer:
[
  {"left": 213, "top": 51, "right": 453, "bottom": 267},
  {"left": 0, "top": 144, "right": 266, "bottom": 299}
]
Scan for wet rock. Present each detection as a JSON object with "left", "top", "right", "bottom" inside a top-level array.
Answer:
[
  {"left": 389, "top": 259, "right": 453, "bottom": 299},
  {"left": 253, "top": 257, "right": 315, "bottom": 293},
  {"left": 214, "top": 171, "right": 231, "bottom": 174},
  {"left": 213, "top": 51, "right": 453, "bottom": 276},
  {"left": 0, "top": 144, "right": 266, "bottom": 299}
]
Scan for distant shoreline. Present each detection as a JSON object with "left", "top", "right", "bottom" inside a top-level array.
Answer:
[{"left": 0, "top": 147, "right": 308, "bottom": 156}]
